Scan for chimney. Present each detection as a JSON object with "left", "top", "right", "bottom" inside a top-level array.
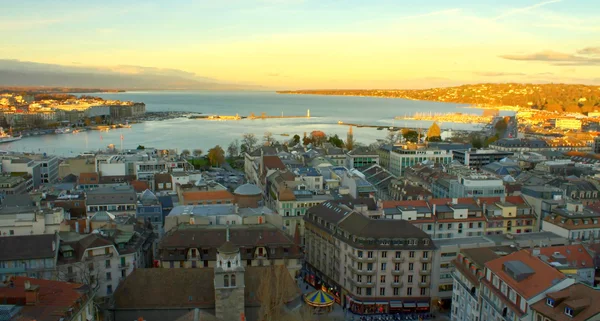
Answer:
[
  {"left": 24, "top": 282, "right": 40, "bottom": 306},
  {"left": 432, "top": 204, "right": 437, "bottom": 215},
  {"left": 532, "top": 248, "right": 541, "bottom": 256},
  {"left": 193, "top": 308, "right": 200, "bottom": 321}
]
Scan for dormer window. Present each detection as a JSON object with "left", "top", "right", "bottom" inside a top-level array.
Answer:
[
  {"left": 546, "top": 298, "right": 555, "bottom": 307},
  {"left": 565, "top": 307, "right": 574, "bottom": 317}
]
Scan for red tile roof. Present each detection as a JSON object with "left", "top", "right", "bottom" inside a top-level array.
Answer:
[
  {"left": 0, "top": 277, "right": 89, "bottom": 321},
  {"left": 485, "top": 250, "right": 567, "bottom": 300},
  {"left": 382, "top": 200, "right": 428, "bottom": 208},
  {"left": 78, "top": 172, "right": 99, "bottom": 184},
  {"left": 182, "top": 190, "right": 235, "bottom": 202},
  {"left": 130, "top": 180, "right": 149, "bottom": 193},
  {"left": 262, "top": 156, "right": 286, "bottom": 172}
]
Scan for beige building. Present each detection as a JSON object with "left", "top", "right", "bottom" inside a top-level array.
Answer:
[
  {"left": 58, "top": 155, "right": 96, "bottom": 178},
  {"left": 304, "top": 201, "right": 435, "bottom": 315}
]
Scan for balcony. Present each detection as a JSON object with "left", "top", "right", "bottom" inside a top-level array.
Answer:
[
  {"left": 348, "top": 278, "right": 376, "bottom": 288},
  {"left": 392, "top": 257, "right": 405, "bottom": 263},
  {"left": 420, "top": 257, "right": 431, "bottom": 263},
  {"left": 349, "top": 252, "right": 376, "bottom": 262},
  {"left": 118, "top": 263, "right": 131, "bottom": 269},
  {"left": 391, "top": 281, "right": 404, "bottom": 287},
  {"left": 419, "top": 270, "right": 431, "bottom": 276},
  {"left": 419, "top": 281, "right": 431, "bottom": 287},
  {"left": 347, "top": 264, "right": 376, "bottom": 275},
  {"left": 391, "top": 269, "right": 405, "bottom": 276}
]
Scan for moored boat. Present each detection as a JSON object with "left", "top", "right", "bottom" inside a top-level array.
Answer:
[{"left": 0, "top": 127, "right": 22, "bottom": 144}]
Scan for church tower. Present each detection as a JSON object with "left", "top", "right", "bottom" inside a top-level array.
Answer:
[{"left": 214, "top": 226, "right": 245, "bottom": 321}]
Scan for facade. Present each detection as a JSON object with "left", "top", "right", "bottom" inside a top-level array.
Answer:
[
  {"left": 520, "top": 185, "right": 564, "bottom": 231},
  {"left": 0, "top": 204, "right": 65, "bottom": 236},
  {"left": 483, "top": 196, "right": 536, "bottom": 235},
  {"left": 432, "top": 175, "right": 506, "bottom": 199},
  {"left": 0, "top": 175, "right": 31, "bottom": 195},
  {"left": 451, "top": 246, "right": 518, "bottom": 321},
  {"left": 136, "top": 189, "right": 163, "bottom": 228},
  {"left": 346, "top": 148, "right": 380, "bottom": 170},
  {"left": 85, "top": 185, "right": 137, "bottom": 214},
  {"left": 542, "top": 200, "right": 600, "bottom": 241},
  {"left": 0, "top": 233, "right": 59, "bottom": 281},
  {"left": 0, "top": 155, "right": 41, "bottom": 188},
  {"left": 479, "top": 250, "right": 575, "bottom": 321},
  {"left": 531, "top": 283, "right": 600, "bottom": 321},
  {"left": 28, "top": 153, "right": 60, "bottom": 184},
  {"left": 158, "top": 224, "right": 302, "bottom": 277},
  {"left": 555, "top": 118, "right": 582, "bottom": 130},
  {"left": 304, "top": 201, "right": 435, "bottom": 315},
  {"left": 452, "top": 149, "right": 514, "bottom": 169},
  {"left": 389, "top": 148, "right": 453, "bottom": 176},
  {"left": 594, "top": 136, "right": 600, "bottom": 154},
  {"left": 0, "top": 276, "right": 97, "bottom": 321},
  {"left": 176, "top": 181, "right": 235, "bottom": 206}
]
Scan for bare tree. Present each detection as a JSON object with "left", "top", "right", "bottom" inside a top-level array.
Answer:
[
  {"left": 181, "top": 149, "right": 191, "bottom": 158},
  {"left": 57, "top": 261, "right": 100, "bottom": 292},
  {"left": 385, "top": 131, "right": 397, "bottom": 145},
  {"left": 193, "top": 149, "right": 203, "bottom": 158},
  {"left": 264, "top": 132, "right": 274, "bottom": 146},
  {"left": 257, "top": 265, "right": 308, "bottom": 321},
  {"left": 241, "top": 133, "right": 258, "bottom": 153},
  {"left": 227, "top": 140, "right": 240, "bottom": 158}
]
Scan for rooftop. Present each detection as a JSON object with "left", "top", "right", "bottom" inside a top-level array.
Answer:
[
  {"left": 531, "top": 283, "right": 600, "bottom": 321},
  {"left": 0, "top": 234, "right": 57, "bottom": 261}
]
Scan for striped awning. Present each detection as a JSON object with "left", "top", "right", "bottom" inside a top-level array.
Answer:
[{"left": 304, "top": 290, "right": 335, "bottom": 307}]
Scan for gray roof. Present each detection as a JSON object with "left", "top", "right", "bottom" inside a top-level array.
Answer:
[
  {"left": 233, "top": 183, "right": 262, "bottom": 196},
  {"left": 0, "top": 234, "right": 57, "bottom": 261},
  {"left": 86, "top": 186, "right": 136, "bottom": 205}
]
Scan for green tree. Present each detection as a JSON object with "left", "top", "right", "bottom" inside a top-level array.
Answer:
[
  {"left": 327, "top": 134, "right": 344, "bottom": 148},
  {"left": 470, "top": 136, "right": 483, "bottom": 149},
  {"left": 192, "top": 149, "right": 203, "bottom": 158},
  {"left": 227, "top": 139, "right": 240, "bottom": 157},
  {"left": 207, "top": 145, "right": 225, "bottom": 166},
  {"left": 402, "top": 130, "right": 419, "bottom": 143}
]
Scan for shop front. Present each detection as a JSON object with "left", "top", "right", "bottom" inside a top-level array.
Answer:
[
  {"left": 348, "top": 298, "right": 429, "bottom": 315},
  {"left": 304, "top": 264, "right": 342, "bottom": 305}
]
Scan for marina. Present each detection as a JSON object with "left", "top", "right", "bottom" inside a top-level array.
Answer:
[{"left": 189, "top": 110, "right": 312, "bottom": 121}]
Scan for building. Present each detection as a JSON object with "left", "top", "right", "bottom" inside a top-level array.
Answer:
[
  {"left": 481, "top": 196, "right": 536, "bottom": 235},
  {"left": 594, "top": 136, "right": 600, "bottom": 154},
  {"left": 304, "top": 201, "right": 435, "bottom": 315},
  {"left": 0, "top": 276, "right": 97, "bottom": 321},
  {"left": 346, "top": 148, "right": 379, "bottom": 170},
  {"left": 542, "top": 200, "right": 600, "bottom": 241},
  {"left": 432, "top": 175, "right": 506, "bottom": 199},
  {"left": 530, "top": 245, "right": 595, "bottom": 285},
  {"left": 479, "top": 250, "right": 575, "bottom": 321},
  {"left": 110, "top": 265, "right": 301, "bottom": 321},
  {"left": 389, "top": 148, "right": 453, "bottom": 176},
  {"left": 158, "top": 224, "right": 302, "bottom": 277},
  {"left": 154, "top": 172, "right": 174, "bottom": 193},
  {"left": 53, "top": 191, "right": 87, "bottom": 219},
  {"left": 136, "top": 189, "right": 163, "bottom": 228},
  {"left": 28, "top": 153, "right": 60, "bottom": 184},
  {"left": 0, "top": 199, "right": 65, "bottom": 236},
  {"left": 451, "top": 246, "right": 518, "bottom": 321},
  {"left": 0, "top": 175, "right": 31, "bottom": 195},
  {"left": 293, "top": 167, "right": 324, "bottom": 191},
  {"left": 85, "top": 186, "right": 137, "bottom": 214},
  {"left": 555, "top": 118, "right": 582, "bottom": 130},
  {"left": 0, "top": 155, "right": 41, "bottom": 188},
  {"left": 0, "top": 233, "right": 59, "bottom": 281},
  {"left": 521, "top": 185, "right": 564, "bottom": 231},
  {"left": 452, "top": 149, "right": 514, "bottom": 169},
  {"left": 57, "top": 226, "right": 155, "bottom": 297},
  {"left": 177, "top": 180, "right": 235, "bottom": 206},
  {"left": 58, "top": 155, "right": 96, "bottom": 179},
  {"left": 531, "top": 283, "right": 600, "bottom": 321}
]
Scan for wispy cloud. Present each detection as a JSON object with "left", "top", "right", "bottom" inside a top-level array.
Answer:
[
  {"left": 532, "top": 23, "right": 600, "bottom": 32},
  {"left": 492, "top": 0, "right": 563, "bottom": 21},
  {"left": 499, "top": 48, "right": 600, "bottom": 66}
]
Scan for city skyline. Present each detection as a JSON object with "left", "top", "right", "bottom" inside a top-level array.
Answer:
[{"left": 2, "top": 0, "right": 599, "bottom": 89}]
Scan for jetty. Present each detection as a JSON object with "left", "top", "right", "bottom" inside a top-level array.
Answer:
[
  {"left": 189, "top": 110, "right": 311, "bottom": 121},
  {"left": 394, "top": 112, "right": 494, "bottom": 124}
]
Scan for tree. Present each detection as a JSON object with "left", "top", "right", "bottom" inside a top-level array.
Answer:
[
  {"left": 427, "top": 136, "right": 442, "bottom": 142},
  {"left": 427, "top": 122, "right": 441, "bottom": 138},
  {"left": 192, "top": 149, "right": 203, "bottom": 158},
  {"left": 385, "top": 131, "right": 397, "bottom": 145},
  {"left": 257, "top": 265, "right": 305, "bottom": 321},
  {"left": 227, "top": 139, "right": 240, "bottom": 158},
  {"left": 94, "top": 116, "right": 102, "bottom": 124},
  {"left": 327, "top": 134, "right": 344, "bottom": 148},
  {"left": 241, "top": 133, "right": 258, "bottom": 153},
  {"left": 470, "top": 136, "right": 483, "bottom": 149},
  {"left": 302, "top": 136, "right": 313, "bottom": 146},
  {"left": 310, "top": 131, "right": 327, "bottom": 146},
  {"left": 207, "top": 145, "right": 225, "bottom": 166},
  {"left": 402, "top": 130, "right": 419, "bottom": 143},
  {"left": 57, "top": 261, "right": 100, "bottom": 292},
  {"left": 263, "top": 131, "right": 275, "bottom": 146},
  {"left": 291, "top": 134, "right": 301, "bottom": 147},
  {"left": 137, "top": 145, "right": 145, "bottom": 150},
  {"left": 181, "top": 149, "right": 191, "bottom": 158},
  {"left": 345, "top": 133, "right": 354, "bottom": 150},
  {"left": 84, "top": 118, "right": 91, "bottom": 126}
]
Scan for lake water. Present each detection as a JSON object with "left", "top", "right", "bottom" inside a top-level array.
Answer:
[{"left": 3, "top": 91, "right": 492, "bottom": 156}]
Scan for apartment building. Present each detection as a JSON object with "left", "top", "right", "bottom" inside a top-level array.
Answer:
[
  {"left": 0, "top": 155, "right": 41, "bottom": 188},
  {"left": 85, "top": 185, "right": 137, "bottom": 214},
  {"left": 531, "top": 283, "right": 600, "bottom": 321},
  {"left": 542, "top": 200, "right": 600, "bottom": 241},
  {"left": 0, "top": 233, "right": 59, "bottom": 281},
  {"left": 176, "top": 180, "right": 235, "bottom": 206},
  {"left": 346, "top": 148, "right": 380, "bottom": 170},
  {"left": 0, "top": 175, "right": 31, "bottom": 195},
  {"left": 452, "top": 149, "right": 514, "bottom": 169},
  {"left": 483, "top": 196, "right": 536, "bottom": 235},
  {"left": 304, "top": 201, "right": 435, "bottom": 315},
  {"left": 157, "top": 224, "right": 302, "bottom": 278},
  {"left": 432, "top": 175, "right": 506, "bottom": 199},
  {"left": 530, "top": 245, "right": 595, "bottom": 286},
  {"left": 57, "top": 227, "right": 154, "bottom": 297},
  {"left": 480, "top": 250, "right": 575, "bottom": 321},
  {"left": 451, "top": 246, "right": 518, "bottom": 321},
  {"left": 28, "top": 153, "right": 60, "bottom": 184},
  {"left": 521, "top": 185, "right": 564, "bottom": 231}
]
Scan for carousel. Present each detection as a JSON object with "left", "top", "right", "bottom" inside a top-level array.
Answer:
[{"left": 304, "top": 289, "right": 335, "bottom": 314}]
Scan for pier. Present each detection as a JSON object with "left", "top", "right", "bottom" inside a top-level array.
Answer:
[
  {"left": 394, "top": 112, "right": 494, "bottom": 124},
  {"left": 189, "top": 109, "right": 311, "bottom": 121}
]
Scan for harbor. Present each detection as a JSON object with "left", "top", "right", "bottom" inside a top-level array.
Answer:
[
  {"left": 394, "top": 111, "right": 495, "bottom": 124},
  {"left": 189, "top": 110, "right": 312, "bottom": 121}
]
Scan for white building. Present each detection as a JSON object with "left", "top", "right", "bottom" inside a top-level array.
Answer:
[
  {"left": 541, "top": 200, "right": 600, "bottom": 241},
  {"left": 389, "top": 148, "right": 453, "bottom": 176}
]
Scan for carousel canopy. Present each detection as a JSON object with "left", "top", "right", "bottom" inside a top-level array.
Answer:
[{"left": 304, "top": 290, "right": 335, "bottom": 307}]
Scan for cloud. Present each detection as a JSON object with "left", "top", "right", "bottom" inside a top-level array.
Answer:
[
  {"left": 492, "top": 0, "right": 562, "bottom": 21},
  {"left": 0, "top": 18, "right": 64, "bottom": 31},
  {"left": 499, "top": 49, "right": 600, "bottom": 66},
  {"left": 532, "top": 23, "right": 600, "bottom": 32}
]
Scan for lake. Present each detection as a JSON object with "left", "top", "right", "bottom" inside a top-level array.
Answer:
[{"left": 3, "top": 91, "right": 495, "bottom": 156}]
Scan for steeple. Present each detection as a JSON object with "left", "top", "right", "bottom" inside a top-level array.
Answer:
[{"left": 214, "top": 226, "right": 245, "bottom": 321}]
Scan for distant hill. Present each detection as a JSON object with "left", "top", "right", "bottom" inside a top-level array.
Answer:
[
  {"left": 279, "top": 83, "right": 600, "bottom": 113},
  {"left": 0, "top": 59, "right": 263, "bottom": 91}
]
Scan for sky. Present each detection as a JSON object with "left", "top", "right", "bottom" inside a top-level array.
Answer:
[{"left": 1, "top": 0, "right": 600, "bottom": 89}]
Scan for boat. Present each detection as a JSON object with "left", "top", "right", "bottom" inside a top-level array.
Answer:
[
  {"left": 281, "top": 133, "right": 290, "bottom": 137},
  {"left": 72, "top": 129, "right": 80, "bottom": 134},
  {"left": 0, "top": 127, "right": 22, "bottom": 144},
  {"left": 55, "top": 127, "right": 72, "bottom": 134}
]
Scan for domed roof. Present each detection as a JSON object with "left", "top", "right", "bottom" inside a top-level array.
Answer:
[{"left": 234, "top": 183, "right": 262, "bottom": 196}]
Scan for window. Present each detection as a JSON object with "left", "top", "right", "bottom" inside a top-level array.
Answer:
[
  {"left": 357, "top": 288, "right": 362, "bottom": 295},
  {"left": 395, "top": 251, "right": 401, "bottom": 258},
  {"left": 367, "top": 263, "right": 373, "bottom": 271},
  {"left": 423, "top": 251, "right": 429, "bottom": 258},
  {"left": 394, "top": 263, "right": 401, "bottom": 270},
  {"left": 409, "top": 263, "right": 414, "bottom": 271},
  {"left": 368, "top": 251, "right": 373, "bottom": 258},
  {"left": 381, "top": 263, "right": 387, "bottom": 271},
  {"left": 407, "top": 287, "right": 413, "bottom": 295},
  {"left": 408, "top": 275, "right": 413, "bottom": 283},
  {"left": 224, "top": 275, "right": 229, "bottom": 287},
  {"left": 358, "top": 251, "right": 363, "bottom": 258},
  {"left": 9, "top": 230, "right": 14, "bottom": 236},
  {"left": 366, "top": 288, "right": 372, "bottom": 296},
  {"left": 381, "top": 251, "right": 387, "bottom": 258},
  {"left": 565, "top": 307, "right": 573, "bottom": 317},
  {"left": 394, "top": 288, "right": 399, "bottom": 295},
  {"left": 231, "top": 274, "right": 236, "bottom": 286},
  {"left": 409, "top": 251, "right": 415, "bottom": 258},
  {"left": 107, "top": 285, "right": 113, "bottom": 294},
  {"left": 546, "top": 298, "right": 555, "bottom": 307},
  {"left": 380, "top": 287, "right": 385, "bottom": 295},
  {"left": 380, "top": 276, "right": 386, "bottom": 283},
  {"left": 106, "top": 272, "right": 111, "bottom": 280},
  {"left": 420, "top": 288, "right": 426, "bottom": 295},
  {"left": 394, "top": 275, "right": 399, "bottom": 283}
]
